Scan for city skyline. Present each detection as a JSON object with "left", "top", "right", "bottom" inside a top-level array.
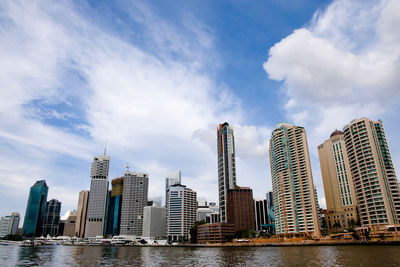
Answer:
[{"left": 1, "top": 0, "right": 400, "bottom": 221}]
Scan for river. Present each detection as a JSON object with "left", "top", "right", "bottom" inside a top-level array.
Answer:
[{"left": 1, "top": 245, "right": 400, "bottom": 266}]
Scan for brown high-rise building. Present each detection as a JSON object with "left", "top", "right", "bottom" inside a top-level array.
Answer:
[
  {"left": 75, "top": 190, "right": 89, "bottom": 237},
  {"left": 318, "top": 130, "right": 359, "bottom": 232},
  {"left": 227, "top": 186, "right": 255, "bottom": 232},
  {"left": 343, "top": 118, "right": 400, "bottom": 227}
]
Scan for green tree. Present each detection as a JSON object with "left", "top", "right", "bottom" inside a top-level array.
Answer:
[
  {"left": 2, "top": 235, "right": 22, "bottom": 241},
  {"left": 190, "top": 220, "right": 206, "bottom": 243}
]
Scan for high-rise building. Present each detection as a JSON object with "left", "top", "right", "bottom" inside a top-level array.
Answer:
[
  {"left": 106, "top": 177, "right": 124, "bottom": 236},
  {"left": 217, "top": 122, "right": 237, "bottom": 223},
  {"left": 22, "top": 180, "right": 49, "bottom": 238},
  {"left": 63, "top": 211, "right": 77, "bottom": 237},
  {"left": 120, "top": 171, "right": 148, "bottom": 236},
  {"left": 227, "top": 186, "right": 255, "bottom": 232},
  {"left": 165, "top": 171, "right": 181, "bottom": 207},
  {"left": 254, "top": 198, "right": 268, "bottom": 232},
  {"left": 167, "top": 184, "right": 197, "bottom": 242},
  {"left": 75, "top": 190, "right": 89, "bottom": 238},
  {"left": 0, "top": 212, "right": 20, "bottom": 238},
  {"left": 85, "top": 154, "right": 110, "bottom": 237},
  {"left": 343, "top": 118, "right": 400, "bottom": 227},
  {"left": 42, "top": 199, "right": 61, "bottom": 237},
  {"left": 266, "top": 191, "right": 275, "bottom": 224},
  {"left": 318, "top": 130, "right": 359, "bottom": 232},
  {"left": 269, "top": 123, "right": 320, "bottom": 237},
  {"left": 142, "top": 206, "right": 166, "bottom": 238}
]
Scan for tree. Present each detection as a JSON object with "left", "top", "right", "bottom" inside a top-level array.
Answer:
[{"left": 190, "top": 220, "right": 206, "bottom": 243}]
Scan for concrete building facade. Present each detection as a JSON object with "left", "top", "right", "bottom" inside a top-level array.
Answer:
[
  {"left": 0, "top": 212, "right": 20, "bottom": 238},
  {"left": 75, "top": 190, "right": 89, "bottom": 238},
  {"left": 120, "top": 171, "right": 148, "bottom": 236},
  {"left": 269, "top": 123, "right": 320, "bottom": 237},
  {"left": 142, "top": 206, "right": 166, "bottom": 238},
  {"left": 217, "top": 122, "right": 237, "bottom": 223},
  {"left": 343, "top": 118, "right": 400, "bottom": 227},
  {"left": 85, "top": 154, "right": 110, "bottom": 237},
  {"left": 254, "top": 198, "right": 268, "bottom": 232},
  {"left": 318, "top": 130, "right": 359, "bottom": 232},
  {"left": 167, "top": 184, "right": 197, "bottom": 242},
  {"left": 63, "top": 211, "right": 77, "bottom": 237}
]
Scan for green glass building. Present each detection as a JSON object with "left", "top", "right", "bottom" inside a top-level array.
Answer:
[{"left": 22, "top": 180, "right": 49, "bottom": 238}]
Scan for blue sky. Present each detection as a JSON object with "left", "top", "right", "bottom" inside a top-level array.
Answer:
[{"left": 1, "top": 0, "right": 400, "bottom": 220}]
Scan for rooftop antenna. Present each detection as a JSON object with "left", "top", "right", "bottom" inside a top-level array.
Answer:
[
  {"left": 126, "top": 163, "right": 130, "bottom": 172},
  {"left": 104, "top": 139, "right": 108, "bottom": 155}
]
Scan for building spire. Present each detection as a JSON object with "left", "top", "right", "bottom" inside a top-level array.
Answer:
[
  {"left": 126, "top": 163, "right": 130, "bottom": 172},
  {"left": 104, "top": 139, "right": 108, "bottom": 155}
]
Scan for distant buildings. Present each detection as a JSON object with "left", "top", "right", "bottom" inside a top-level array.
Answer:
[
  {"left": 22, "top": 180, "right": 48, "bottom": 238},
  {"left": 75, "top": 190, "right": 89, "bottom": 238},
  {"left": 167, "top": 184, "right": 197, "bottom": 242},
  {"left": 343, "top": 118, "right": 400, "bottom": 227},
  {"left": 318, "top": 130, "right": 359, "bottom": 232},
  {"left": 269, "top": 123, "right": 320, "bottom": 237},
  {"left": 85, "top": 154, "right": 110, "bottom": 237},
  {"left": 254, "top": 198, "right": 268, "bottom": 232},
  {"left": 217, "top": 122, "right": 237, "bottom": 223},
  {"left": 142, "top": 206, "right": 166, "bottom": 238},
  {"left": 227, "top": 186, "right": 255, "bottom": 232},
  {"left": 120, "top": 171, "right": 148, "bottom": 236},
  {"left": 0, "top": 212, "right": 20, "bottom": 238},
  {"left": 42, "top": 199, "right": 61, "bottom": 237}
]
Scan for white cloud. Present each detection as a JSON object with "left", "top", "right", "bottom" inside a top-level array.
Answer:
[
  {"left": 263, "top": 0, "right": 400, "bottom": 208},
  {"left": 0, "top": 0, "right": 272, "bottom": 218}
]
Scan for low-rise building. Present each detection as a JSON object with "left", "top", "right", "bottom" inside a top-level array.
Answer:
[{"left": 197, "top": 223, "right": 235, "bottom": 243}]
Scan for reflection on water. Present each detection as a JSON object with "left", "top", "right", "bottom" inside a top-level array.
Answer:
[{"left": 1, "top": 245, "right": 400, "bottom": 266}]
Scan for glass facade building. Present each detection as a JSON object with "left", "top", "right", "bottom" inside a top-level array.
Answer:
[
  {"left": 22, "top": 180, "right": 49, "bottom": 237},
  {"left": 42, "top": 199, "right": 62, "bottom": 237}
]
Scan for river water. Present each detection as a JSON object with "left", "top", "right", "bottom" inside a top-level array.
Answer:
[{"left": 1, "top": 245, "right": 400, "bottom": 266}]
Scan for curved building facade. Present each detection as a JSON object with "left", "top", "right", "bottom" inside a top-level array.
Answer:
[{"left": 269, "top": 123, "right": 320, "bottom": 237}]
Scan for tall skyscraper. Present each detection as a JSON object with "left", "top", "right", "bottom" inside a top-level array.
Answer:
[
  {"left": 106, "top": 177, "right": 124, "bottom": 236},
  {"left": 269, "top": 123, "right": 320, "bottom": 237},
  {"left": 217, "top": 122, "right": 237, "bottom": 223},
  {"left": 318, "top": 130, "right": 359, "bottom": 232},
  {"left": 227, "top": 186, "right": 255, "bottom": 232},
  {"left": 165, "top": 171, "right": 181, "bottom": 207},
  {"left": 22, "top": 180, "right": 48, "bottom": 238},
  {"left": 167, "top": 184, "right": 197, "bottom": 242},
  {"left": 254, "top": 198, "right": 268, "bottom": 232},
  {"left": 120, "top": 170, "right": 149, "bottom": 236},
  {"left": 343, "top": 118, "right": 400, "bottom": 227},
  {"left": 42, "top": 199, "right": 61, "bottom": 237},
  {"left": 85, "top": 154, "right": 110, "bottom": 237},
  {"left": 142, "top": 206, "right": 166, "bottom": 238},
  {"left": 0, "top": 212, "right": 20, "bottom": 238},
  {"left": 75, "top": 190, "right": 89, "bottom": 238}
]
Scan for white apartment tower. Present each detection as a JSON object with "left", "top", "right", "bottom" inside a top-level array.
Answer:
[
  {"left": 120, "top": 170, "right": 149, "bottom": 236},
  {"left": 343, "top": 118, "right": 400, "bottom": 227},
  {"left": 85, "top": 154, "right": 110, "bottom": 237},
  {"left": 217, "top": 122, "right": 237, "bottom": 223},
  {"left": 167, "top": 184, "right": 197, "bottom": 242},
  {"left": 269, "top": 123, "right": 321, "bottom": 237}
]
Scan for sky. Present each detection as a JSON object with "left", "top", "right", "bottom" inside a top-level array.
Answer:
[{"left": 1, "top": 0, "right": 400, "bottom": 220}]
